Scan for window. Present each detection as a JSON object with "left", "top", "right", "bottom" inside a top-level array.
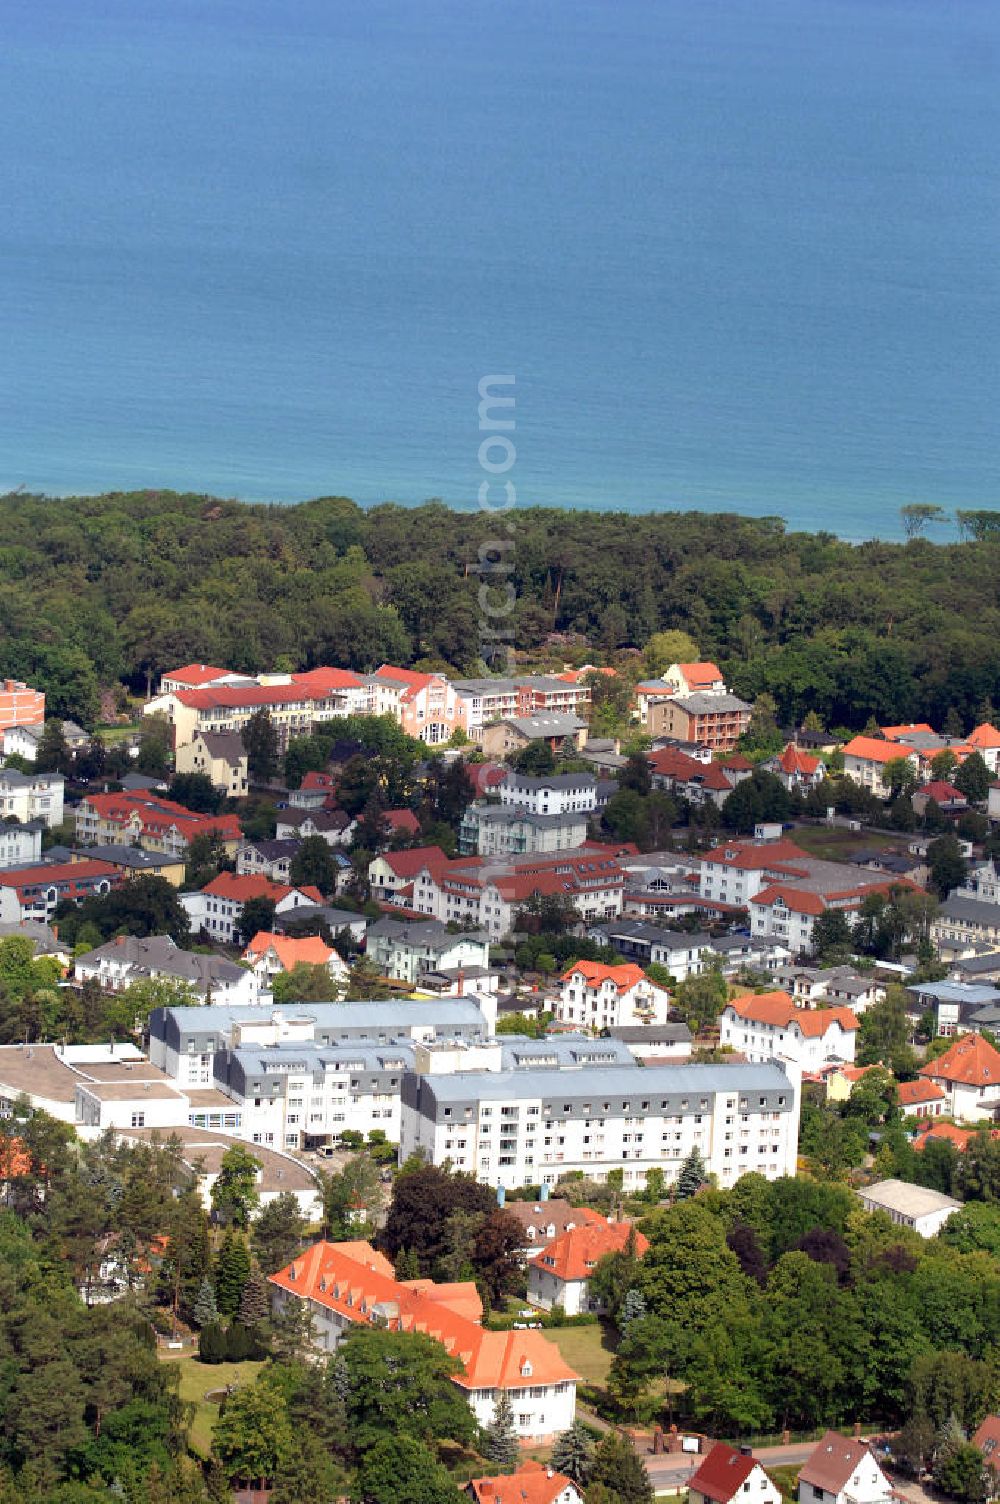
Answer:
[{"left": 130, "top": 1112, "right": 145, "bottom": 1128}]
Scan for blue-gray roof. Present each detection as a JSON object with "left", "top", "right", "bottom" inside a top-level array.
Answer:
[
  {"left": 907, "top": 981, "right": 1000, "bottom": 1005},
  {"left": 416, "top": 1060, "right": 793, "bottom": 1103},
  {"left": 158, "top": 998, "right": 489, "bottom": 1032},
  {"left": 499, "top": 1034, "right": 637, "bottom": 1070}
]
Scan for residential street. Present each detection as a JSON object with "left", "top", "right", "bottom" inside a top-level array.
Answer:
[{"left": 645, "top": 1440, "right": 822, "bottom": 1493}]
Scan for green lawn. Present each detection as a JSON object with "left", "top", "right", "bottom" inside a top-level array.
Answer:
[
  {"left": 767, "top": 1465, "right": 801, "bottom": 1503},
  {"left": 161, "top": 1352, "right": 265, "bottom": 1457},
  {"left": 789, "top": 825, "right": 907, "bottom": 863},
  {"left": 545, "top": 1321, "right": 618, "bottom": 1386}
]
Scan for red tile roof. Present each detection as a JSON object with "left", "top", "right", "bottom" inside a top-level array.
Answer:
[
  {"left": 727, "top": 993, "right": 858, "bottom": 1036},
  {"left": 288, "top": 667, "right": 365, "bottom": 691},
  {"left": 751, "top": 884, "right": 828, "bottom": 917},
  {"left": 378, "top": 845, "right": 457, "bottom": 880},
  {"left": 897, "top": 1079, "right": 947, "bottom": 1108},
  {"left": 919, "top": 1032, "right": 1000, "bottom": 1089},
  {"left": 721, "top": 752, "right": 753, "bottom": 771},
  {"left": 799, "top": 1433, "right": 884, "bottom": 1495},
  {"left": 913, "top": 1122, "right": 977, "bottom": 1152},
  {"left": 176, "top": 683, "right": 343, "bottom": 710},
  {"left": 559, "top": 960, "right": 651, "bottom": 992},
  {"left": 881, "top": 723, "right": 935, "bottom": 741},
  {"left": 469, "top": 1461, "right": 580, "bottom": 1504},
  {"left": 972, "top": 1415, "right": 1000, "bottom": 1461},
  {"left": 919, "top": 781, "right": 965, "bottom": 804},
  {"left": 677, "top": 662, "right": 723, "bottom": 686},
  {"left": 689, "top": 1443, "right": 764, "bottom": 1504},
  {"left": 702, "top": 838, "right": 810, "bottom": 873},
  {"left": 842, "top": 736, "right": 914, "bottom": 765},
  {"left": 779, "top": 743, "right": 820, "bottom": 776},
  {"left": 202, "top": 872, "right": 323, "bottom": 905},
  {"left": 384, "top": 809, "right": 421, "bottom": 835},
  {"left": 269, "top": 1241, "right": 578, "bottom": 1392},
  {"left": 300, "top": 770, "right": 337, "bottom": 791},
  {"left": 163, "top": 663, "right": 232, "bottom": 686},
  {"left": 0, "top": 858, "right": 119, "bottom": 890},
  {"left": 241, "top": 931, "right": 337, "bottom": 970},
  {"left": 968, "top": 724, "right": 1000, "bottom": 750},
  {"left": 536, "top": 1222, "right": 648, "bottom": 1282}
]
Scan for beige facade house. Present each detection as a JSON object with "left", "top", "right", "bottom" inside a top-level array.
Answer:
[{"left": 175, "top": 729, "right": 248, "bottom": 798}]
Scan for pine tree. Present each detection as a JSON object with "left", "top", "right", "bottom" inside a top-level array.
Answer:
[
  {"left": 620, "top": 1288, "right": 647, "bottom": 1330},
  {"left": 238, "top": 1263, "right": 270, "bottom": 1329},
  {"left": 394, "top": 1246, "right": 421, "bottom": 1280},
  {"left": 550, "top": 1420, "right": 596, "bottom": 1486},
  {"left": 676, "top": 1147, "right": 707, "bottom": 1200},
  {"left": 589, "top": 1431, "right": 654, "bottom": 1504},
  {"left": 199, "top": 1321, "right": 228, "bottom": 1364},
  {"left": 193, "top": 1277, "right": 219, "bottom": 1328},
  {"left": 482, "top": 1389, "right": 520, "bottom": 1472},
  {"left": 215, "top": 1230, "right": 251, "bottom": 1317}
]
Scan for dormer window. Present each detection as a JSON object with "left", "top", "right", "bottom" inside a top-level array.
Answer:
[{"left": 520, "top": 1360, "right": 532, "bottom": 1377}]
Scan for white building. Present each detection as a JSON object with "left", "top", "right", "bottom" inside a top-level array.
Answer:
[
  {"left": 366, "top": 917, "right": 491, "bottom": 986},
  {"left": 269, "top": 1239, "right": 578, "bottom": 1442},
  {"left": 459, "top": 803, "right": 589, "bottom": 857},
  {"left": 149, "top": 998, "right": 493, "bottom": 1088},
  {"left": 857, "top": 1179, "right": 962, "bottom": 1238},
  {"left": 0, "top": 770, "right": 65, "bottom": 828},
  {"left": 689, "top": 1445, "right": 782, "bottom": 1504},
  {"left": 497, "top": 772, "right": 598, "bottom": 816},
  {"left": 74, "top": 933, "right": 259, "bottom": 1005},
  {"left": 400, "top": 1060, "right": 800, "bottom": 1193},
  {"left": 556, "top": 961, "right": 672, "bottom": 1030},
  {"left": 798, "top": 1432, "right": 894, "bottom": 1504},
  {"left": 528, "top": 1221, "right": 648, "bottom": 1316},
  {"left": 718, "top": 992, "right": 858, "bottom": 1070},
  {"left": 586, "top": 919, "right": 711, "bottom": 982},
  {"left": 0, "top": 819, "right": 43, "bottom": 869},
  {"left": 181, "top": 872, "right": 324, "bottom": 944},
  {"left": 917, "top": 1032, "right": 1000, "bottom": 1122}
]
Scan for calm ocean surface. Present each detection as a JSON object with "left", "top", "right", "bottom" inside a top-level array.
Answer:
[{"left": 1, "top": 0, "right": 998, "bottom": 540}]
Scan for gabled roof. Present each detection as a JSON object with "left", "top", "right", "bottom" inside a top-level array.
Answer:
[
  {"left": 919, "top": 1031, "right": 1000, "bottom": 1088},
  {"left": 727, "top": 993, "right": 858, "bottom": 1035},
  {"left": 536, "top": 1222, "right": 648, "bottom": 1282},
  {"left": 779, "top": 743, "right": 820, "bottom": 776},
  {"left": 0, "top": 859, "right": 118, "bottom": 890},
  {"left": 881, "top": 723, "right": 935, "bottom": 741},
  {"left": 384, "top": 808, "right": 421, "bottom": 835},
  {"left": 269, "top": 1240, "right": 578, "bottom": 1392},
  {"left": 241, "top": 931, "right": 337, "bottom": 971},
  {"left": 751, "top": 884, "right": 827, "bottom": 916},
  {"left": 559, "top": 960, "right": 650, "bottom": 992},
  {"left": 689, "top": 1443, "right": 764, "bottom": 1504},
  {"left": 721, "top": 752, "right": 753, "bottom": 771},
  {"left": 968, "top": 723, "right": 1000, "bottom": 750},
  {"left": 300, "top": 770, "right": 337, "bottom": 791},
  {"left": 469, "top": 1460, "right": 580, "bottom": 1504},
  {"left": 918, "top": 780, "right": 965, "bottom": 803},
  {"left": 799, "top": 1432, "right": 884, "bottom": 1495},
  {"left": 897, "top": 1079, "right": 946, "bottom": 1107},
  {"left": 502, "top": 1200, "right": 607, "bottom": 1243},
  {"left": 376, "top": 845, "right": 455, "bottom": 879}
]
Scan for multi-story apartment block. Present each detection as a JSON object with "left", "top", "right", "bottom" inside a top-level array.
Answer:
[
  {"left": 0, "top": 678, "right": 45, "bottom": 734},
  {"left": 0, "top": 858, "right": 121, "bottom": 925},
  {"left": 214, "top": 1040, "right": 417, "bottom": 1149},
  {"left": 458, "top": 804, "right": 588, "bottom": 857},
  {"left": 648, "top": 692, "right": 751, "bottom": 752},
  {"left": 400, "top": 1061, "right": 800, "bottom": 1192},
  {"left": 369, "top": 666, "right": 466, "bottom": 745},
  {"left": 149, "top": 998, "right": 493, "bottom": 1088},
  {"left": 452, "top": 677, "right": 591, "bottom": 738},
  {"left": 145, "top": 668, "right": 370, "bottom": 751},
  {"left": 75, "top": 792, "right": 242, "bottom": 857}
]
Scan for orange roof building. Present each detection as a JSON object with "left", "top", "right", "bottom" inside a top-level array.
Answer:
[
  {"left": 269, "top": 1240, "right": 579, "bottom": 1441},
  {"left": 557, "top": 959, "right": 671, "bottom": 1030},
  {"left": 720, "top": 992, "right": 858, "bottom": 1070},
  {"left": 896, "top": 1078, "right": 947, "bottom": 1118},
  {"left": 689, "top": 1443, "right": 781, "bottom": 1504},
  {"left": 775, "top": 742, "right": 822, "bottom": 787},
  {"left": 467, "top": 1460, "right": 583, "bottom": 1504},
  {"left": 241, "top": 930, "right": 346, "bottom": 980},
  {"left": 528, "top": 1222, "right": 648, "bottom": 1317},
  {"left": 184, "top": 872, "right": 324, "bottom": 945},
  {"left": 919, "top": 1033, "right": 1000, "bottom": 1123}
]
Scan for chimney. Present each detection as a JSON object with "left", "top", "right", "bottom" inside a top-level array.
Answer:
[{"left": 740, "top": 1445, "right": 753, "bottom": 1457}]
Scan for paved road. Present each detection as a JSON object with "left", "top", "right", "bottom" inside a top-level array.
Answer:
[{"left": 645, "top": 1441, "right": 819, "bottom": 1492}]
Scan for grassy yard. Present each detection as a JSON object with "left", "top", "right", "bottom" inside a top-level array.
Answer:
[
  {"left": 767, "top": 1464, "right": 802, "bottom": 1503},
  {"left": 545, "top": 1321, "right": 618, "bottom": 1386},
  {"left": 789, "top": 825, "right": 907, "bottom": 863},
  {"left": 161, "top": 1352, "right": 265, "bottom": 1457}
]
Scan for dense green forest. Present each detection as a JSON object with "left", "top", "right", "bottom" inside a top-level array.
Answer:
[{"left": 2, "top": 489, "right": 1000, "bottom": 730}]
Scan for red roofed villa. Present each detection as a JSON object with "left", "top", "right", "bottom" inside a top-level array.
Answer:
[
  {"left": 919, "top": 1032, "right": 1000, "bottom": 1123},
  {"left": 467, "top": 1460, "right": 583, "bottom": 1504},
  {"left": 689, "top": 1443, "right": 781, "bottom": 1504},
  {"left": 528, "top": 1221, "right": 648, "bottom": 1316},
  {"left": 269, "top": 1239, "right": 579, "bottom": 1440},
  {"left": 720, "top": 992, "right": 858, "bottom": 1071},
  {"left": 557, "top": 959, "right": 671, "bottom": 1030}
]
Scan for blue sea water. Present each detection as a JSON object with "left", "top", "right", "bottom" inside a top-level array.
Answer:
[{"left": 1, "top": 0, "right": 998, "bottom": 539}]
